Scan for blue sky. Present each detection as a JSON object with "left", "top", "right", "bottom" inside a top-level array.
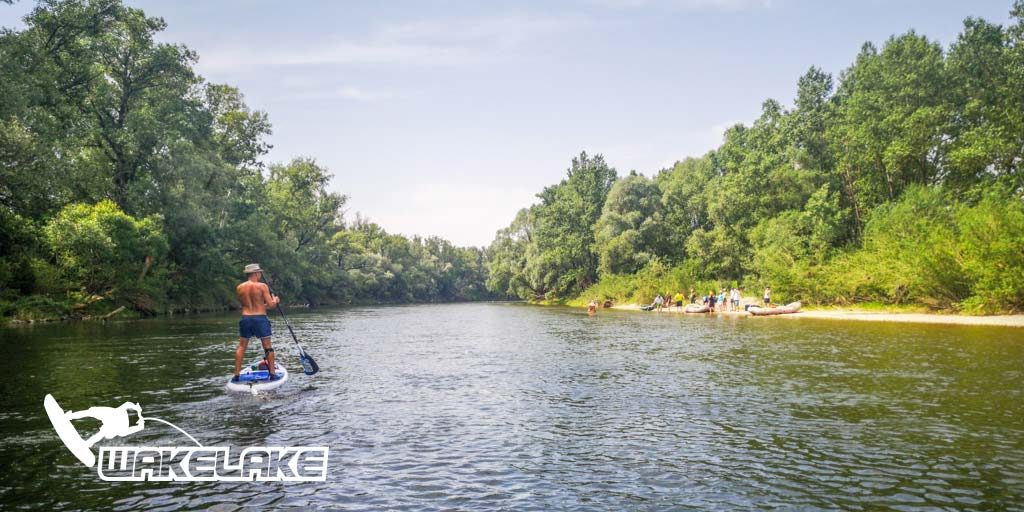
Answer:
[{"left": 1, "top": 0, "right": 1015, "bottom": 246}]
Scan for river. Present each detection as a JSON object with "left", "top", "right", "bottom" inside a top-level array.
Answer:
[{"left": 1, "top": 303, "right": 1022, "bottom": 510}]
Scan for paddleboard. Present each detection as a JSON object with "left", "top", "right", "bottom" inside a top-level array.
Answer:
[{"left": 226, "top": 359, "right": 289, "bottom": 393}]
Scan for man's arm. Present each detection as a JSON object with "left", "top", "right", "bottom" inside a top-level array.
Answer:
[{"left": 261, "top": 283, "right": 279, "bottom": 308}]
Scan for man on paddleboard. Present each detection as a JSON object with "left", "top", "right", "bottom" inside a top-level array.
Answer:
[{"left": 233, "top": 263, "right": 281, "bottom": 382}]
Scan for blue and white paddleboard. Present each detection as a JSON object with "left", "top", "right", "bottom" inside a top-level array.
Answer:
[{"left": 226, "top": 359, "right": 289, "bottom": 393}]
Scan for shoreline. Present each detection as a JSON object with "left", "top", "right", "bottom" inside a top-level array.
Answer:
[
  {"left": 604, "top": 303, "right": 1024, "bottom": 328},
  {"left": 0, "top": 299, "right": 524, "bottom": 328}
]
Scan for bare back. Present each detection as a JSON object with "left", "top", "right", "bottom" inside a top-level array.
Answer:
[{"left": 237, "top": 281, "right": 273, "bottom": 315}]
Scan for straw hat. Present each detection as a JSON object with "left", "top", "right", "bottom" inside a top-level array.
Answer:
[{"left": 244, "top": 263, "right": 263, "bottom": 274}]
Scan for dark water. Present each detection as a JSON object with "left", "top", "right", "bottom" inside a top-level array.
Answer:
[{"left": 1, "top": 303, "right": 1022, "bottom": 510}]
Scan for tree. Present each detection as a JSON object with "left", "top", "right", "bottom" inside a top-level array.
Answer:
[
  {"left": 593, "top": 173, "right": 665, "bottom": 275},
  {"left": 791, "top": 66, "right": 835, "bottom": 173},
  {"left": 58, "top": 2, "right": 201, "bottom": 211},
  {"left": 829, "top": 33, "right": 949, "bottom": 229},
  {"left": 944, "top": 13, "right": 1024, "bottom": 193},
  {"left": 656, "top": 156, "right": 714, "bottom": 262},
  {"left": 0, "top": 0, "right": 496, "bottom": 319},
  {"left": 527, "top": 152, "right": 617, "bottom": 298},
  {"left": 44, "top": 200, "right": 167, "bottom": 299},
  {"left": 262, "top": 158, "right": 345, "bottom": 303}
]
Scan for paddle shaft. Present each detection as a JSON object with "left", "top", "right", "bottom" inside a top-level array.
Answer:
[
  {"left": 262, "top": 277, "right": 305, "bottom": 351},
  {"left": 259, "top": 273, "right": 319, "bottom": 375}
]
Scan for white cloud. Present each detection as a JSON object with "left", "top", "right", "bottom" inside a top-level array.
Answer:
[
  {"left": 197, "top": 14, "right": 584, "bottom": 73},
  {"left": 273, "top": 42, "right": 476, "bottom": 67},
  {"left": 334, "top": 86, "right": 395, "bottom": 102},
  {"left": 377, "top": 15, "right": 589, "bottom": 49},
  {"left": 265, "top": 83, "right": 401, "bottom": 102},
  {"left": 198, "top": 42, "right": 473, "bottom": 72}
]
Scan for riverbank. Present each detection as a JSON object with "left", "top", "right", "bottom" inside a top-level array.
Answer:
[
  {"left": 604, "top": 303, "right": 1024, "bottom": 327},
  {"left": 0, "top": 298, "right": 518, "bottom": 327}
]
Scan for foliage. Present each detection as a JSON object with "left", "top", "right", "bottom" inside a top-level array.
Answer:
[
  {"left": 951, "top": 191, "right": 1024, "bottom": 312},
  {"left": 44, "top": 200, "right": 168, "bottom": 299},
  {"left": 573, "top": 259, "right": 722, "bottom": 307},
  {"left": 488, "top": 2, "right": 1024, "bottom": 314},
  {"left": 760, "top": 185, "right": 1024, "bottom": 313},
  {"left": 5, "top": 0, "right": 1024, "bottom": 318},
  {"left": 0, "top": 0, "right": 498, "bottom": 320},
  {"left": 486, "top": 152, "right": 616, "bottom": 300},
  {"left": 594, "top": 173, "right": 667, "bottom": 275}
]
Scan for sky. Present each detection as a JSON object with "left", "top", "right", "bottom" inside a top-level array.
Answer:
[{"left": 1, "top": 0, "right": 1016, "bottom": 246}]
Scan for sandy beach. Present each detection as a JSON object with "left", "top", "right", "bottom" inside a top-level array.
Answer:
[{"left": 606, "top": 303, "right": 1024, "bottom": 328}]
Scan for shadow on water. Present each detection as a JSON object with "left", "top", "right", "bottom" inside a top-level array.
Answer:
[{"left": 1, "top": 304, "right": 1022, "bottom": 510}]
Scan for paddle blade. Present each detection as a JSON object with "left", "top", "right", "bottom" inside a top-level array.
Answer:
[{"left": 300, "top": 352, "right": 319, "bottom": 375}]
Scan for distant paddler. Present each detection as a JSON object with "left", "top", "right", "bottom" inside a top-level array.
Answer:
[{"left": 233, "top": 263, "right": 281, "bottom": 383}]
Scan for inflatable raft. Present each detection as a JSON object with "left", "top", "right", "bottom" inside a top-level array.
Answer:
[{"left": 747, "top": 301, "right": 802, "bottom": 316}]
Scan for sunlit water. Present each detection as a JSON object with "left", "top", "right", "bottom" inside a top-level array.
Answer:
[{"left": 1, "top": 303, "right": 1022, "bottom": 510}]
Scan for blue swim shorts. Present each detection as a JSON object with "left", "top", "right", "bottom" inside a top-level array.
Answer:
[{"left": 239, "top": 315, "right": 272, "bottom": 339}]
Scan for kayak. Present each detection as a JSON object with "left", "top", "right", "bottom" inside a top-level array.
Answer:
[
  {"left": 747, "top": 301, "right": 802, "bottom": 316},
  {"left": 226, "top": 359, "right": 289, "bottom": 393}
]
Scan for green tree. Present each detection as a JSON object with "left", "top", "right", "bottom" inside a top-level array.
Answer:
[
  {"left": 486, "top": 208, "right": 537, "bottom": 298},
  {"left": 655, "top": 156, "right": 714, "bottom": 262},
  {"left": 261, "top": 158, "right": 345, "bottom": 303},
  {"left": 44, "top": 200, "right": 168, "bottom": 299},
  {"left": 1, "top": 0, "right": 497, "bottom": 320},
  {"left": 593, "top": 173, "right": 665, "bottom": 275},
  {"left": 749, "top": 185, "right": 845, "bottom": 300},
  {"left": 528, "top": 152, "right": 617, "bottom": 298},
  {"left": 829, "top": 33, "right": 949, "bottom": 229},
  {"left": 944, "top": 11, "right": 1024, "bottom": 193}
]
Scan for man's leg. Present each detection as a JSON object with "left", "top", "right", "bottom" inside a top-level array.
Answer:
[
  {"left": 235, "top": 337, "right": 249, "bottom": 377},
  {"left": 261, "top": 337, "right": 276, "bottom": 377}
]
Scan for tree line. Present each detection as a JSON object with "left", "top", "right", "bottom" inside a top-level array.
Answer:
[
  {"left": 487, "top": 2, "right": 1024, "bottom": 313},
  {"left": 0, "top": 0, "right": 494, "bottom": 322}
]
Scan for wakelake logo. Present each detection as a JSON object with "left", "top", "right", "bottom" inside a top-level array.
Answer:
[{"left": 44, "top": 394, "right": 329, "bottom": 482}]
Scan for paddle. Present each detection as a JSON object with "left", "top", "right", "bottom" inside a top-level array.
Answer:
[{"left": 261, "top": 273, "right": 320, "bottom": 376}]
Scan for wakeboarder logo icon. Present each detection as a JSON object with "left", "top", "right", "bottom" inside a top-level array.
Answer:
[{"left": 44, "top": 394, "right": 329, "bottom": 482}]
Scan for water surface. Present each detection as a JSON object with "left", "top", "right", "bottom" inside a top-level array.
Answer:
[{"left": 1, "top": 303, "right": 1022, "bottom": 510}]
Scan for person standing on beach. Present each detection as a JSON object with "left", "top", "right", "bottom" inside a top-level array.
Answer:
[
  {"left": 763, "top": 287, "right": 771, "bottom": 306},
  {"left": 654, "top": 294, "right": 664, "bottom": 312}
]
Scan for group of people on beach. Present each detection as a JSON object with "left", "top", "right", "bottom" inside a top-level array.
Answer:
[
  {"left": 648, "top": 286, "right": 771, "bottom": 313},
  {"left": 587, "top": 286, "right": 774, "bottom": 315}
]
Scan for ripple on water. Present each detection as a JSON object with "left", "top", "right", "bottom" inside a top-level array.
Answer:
[{"left": 0, "top": 304, "right": 1023, "bottom": 510}]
